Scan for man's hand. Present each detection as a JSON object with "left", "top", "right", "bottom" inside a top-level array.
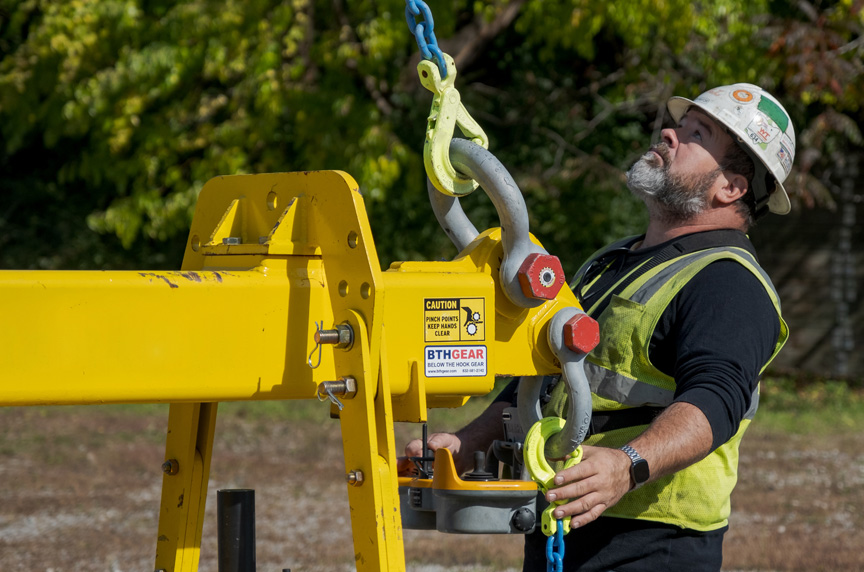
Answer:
[
  {"left": 545, "top": 445, "right": 632, "bottom": 528},
  {"left": 396, "top": 432, "right": 464, "bottom": 476},
  {"left": 544, "top": 402, "right": 715, "bottom": 528},
  {"left": 395, "top": 400, "right": 511, "bottom": 478}
]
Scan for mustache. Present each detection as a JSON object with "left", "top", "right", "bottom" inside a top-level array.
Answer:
[{"left": 649, "top": 142, "right": 672, "bottom": 167}]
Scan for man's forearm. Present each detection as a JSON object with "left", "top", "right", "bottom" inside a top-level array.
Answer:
[
  {"left": 544, "top": 400, "right": 716, "bottom": 528},
  {"left": 628, "top": 401, "right": 713, "bottom": 483}
]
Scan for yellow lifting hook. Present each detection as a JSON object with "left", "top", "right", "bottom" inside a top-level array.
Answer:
[
  {"left": 524, "top": 416, "right": 584, "bottom": 537},
  {"left": 418, "top": 53, "right": 489, "bottom": 197}
]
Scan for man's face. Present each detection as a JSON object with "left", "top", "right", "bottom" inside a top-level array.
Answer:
[{"left": 627, "top": 109, "right": 734, "bottom": 221}]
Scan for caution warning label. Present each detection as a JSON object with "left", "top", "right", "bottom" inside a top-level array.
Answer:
[
  {"left": 424, "top": 297, "right": 485, "bottom": 342},
  {"left": 424, "top": 345, "right": 487, "bottom": 377}
]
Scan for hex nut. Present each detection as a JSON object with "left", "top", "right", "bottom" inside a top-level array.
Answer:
[
  {"left": 161, "top": 459, "right": 180, "bottom": 476},
  {"left": 346, "top": 470, "right": 364, "bottom": 486},
  {"left": 563, "top": 313, "right": 600, "bottom": 354},
  {"left": 341, "top": 376, "right": 357, "bottom": 397},
  {"left": 517, "top": 253, "right": 566, "bottom": 300}
]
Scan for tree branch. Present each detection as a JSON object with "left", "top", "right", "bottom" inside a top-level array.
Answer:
[
  {"left": 439, "top": 0, "right": 527, "bottom": 73},
  {"left": 331, "top": 0, "right": 394, "bottom": 116}
]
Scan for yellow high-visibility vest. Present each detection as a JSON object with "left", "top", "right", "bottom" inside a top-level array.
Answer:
[{"left": 547, "top": 242, "right": 788, "bottom": 531}]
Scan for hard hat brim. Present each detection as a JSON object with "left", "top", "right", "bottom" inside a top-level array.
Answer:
[{"left": 667, "top": 96, "right": 792, "bottom": 216}]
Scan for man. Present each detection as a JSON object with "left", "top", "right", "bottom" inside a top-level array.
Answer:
[{"left": 398, "top": 83, "right": 793, "bottom": 571}]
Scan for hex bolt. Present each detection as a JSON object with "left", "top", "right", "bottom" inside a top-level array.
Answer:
[
  {"left": 346, "top": 470, "right": 364, "bottom": 486},
  {"left": 563, "top": 313, "right": 600, "bottom": 354},
  {"left": 222, "top": 237, "right": 242, "bottom": 245},
  {"left": 161, "top": 459, "right": 180, "bottom": 476},
  {"left": 517, "top": 253, "right": 566, "bottom": 300},
  {"left": 314, "top": 323, "right": 354, "bottom": 350},
  {"left": 317, "top": 376, "right": 358, "bottom": 403}
]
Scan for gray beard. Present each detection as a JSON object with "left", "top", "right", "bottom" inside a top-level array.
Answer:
[{"left": 626, "top": 145, "right": 720, "bottom": 222}]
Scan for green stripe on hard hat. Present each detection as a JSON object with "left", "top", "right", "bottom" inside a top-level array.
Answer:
[{"left": 756, "top": 97, "right": 790, "bottom": 133}]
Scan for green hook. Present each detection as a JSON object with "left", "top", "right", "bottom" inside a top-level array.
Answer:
[{"left": 418, "top": 53, "right": 489, "bottom": 197}]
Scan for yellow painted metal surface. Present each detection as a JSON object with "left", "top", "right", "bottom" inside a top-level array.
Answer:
[
  {"left": 0, "top": 265, "right": 334, "bottom": 404},
  {"left": 0, "top": 169, "right": 585, "bottom": 572},
  {"left": 155, "top": 403, "right": 218, "bottom": 572},
  {"left": 334, "top": 309, "right": 404, "bottom": 571}
]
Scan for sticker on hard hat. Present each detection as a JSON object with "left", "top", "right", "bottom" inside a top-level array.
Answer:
[
  {"left": 745, "top": 112, "right": 780, "bottom": 149},
  {"left": 424, "top": 345, "right": 487, "bottom": 377},
  {"left": 424, "top": 297, "right": 485, "bottom": 342},
  {"left": 731, "top": 89, "right": 755, "bottom": 103},
  {"left": 757, "top": 97, "right": 790, "bottom": 132},
  {"left": 777, "top": 143, "right": 793, "bottom": 175}
]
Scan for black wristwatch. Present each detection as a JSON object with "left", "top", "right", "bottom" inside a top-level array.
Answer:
[{"left": 620, "top": 444, "right": 650, "bottom": 490}]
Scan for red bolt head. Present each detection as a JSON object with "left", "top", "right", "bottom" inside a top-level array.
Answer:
[
  {"left": 517, "top": 253, "right": 566, "bottom": 300},
  {"left": 563, "top": 313, "right": 600, "bottom": 354}
]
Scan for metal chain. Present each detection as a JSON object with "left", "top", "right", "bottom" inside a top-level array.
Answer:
[
  {"left": 404, "top": 0, "right": 447, "bottom": 77},
  {"left": 545, "top": 520, "right": 565, "bottom": 572}
]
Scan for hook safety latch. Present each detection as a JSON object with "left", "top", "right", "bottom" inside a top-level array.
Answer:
[
  {"left": 524, "top": 417, "right": 584, "bottom": 537},
  {"left": 418, "top": 53, "right": 488, "bottom": 197}
]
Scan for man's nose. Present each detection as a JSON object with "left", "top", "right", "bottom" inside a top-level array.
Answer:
[{"left": 660, "top": 127, "right": 679, "bottom": 149}]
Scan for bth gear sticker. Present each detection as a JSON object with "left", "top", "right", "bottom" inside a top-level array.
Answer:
[
  {"left": 424, "top": 297, "right": 485, "bottom": 341},
  {"left": 424, "top": 345, "right": 487, "bottom": 377}
]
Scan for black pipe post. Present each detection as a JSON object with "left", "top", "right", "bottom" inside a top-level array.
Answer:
[{"left": 217, "top": 489, "right": 256, "bottom": 572}]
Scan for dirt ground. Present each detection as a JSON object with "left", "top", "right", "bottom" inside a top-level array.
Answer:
[{"left": 0, "top": 405, "right": 861, "bottom": 572}]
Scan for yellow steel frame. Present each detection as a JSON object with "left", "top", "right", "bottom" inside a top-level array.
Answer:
[{"left": 0, "top": 170, "right": 580, "bottom": 571}]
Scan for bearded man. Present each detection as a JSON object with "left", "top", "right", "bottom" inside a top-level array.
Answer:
[{"left": 400, "top": 84, "right": 794, "bottom": 572}]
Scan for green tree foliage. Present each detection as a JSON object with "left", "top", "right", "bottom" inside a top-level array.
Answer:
[{"left": 0, "top": 0, "right": 861, "bottom": 271}]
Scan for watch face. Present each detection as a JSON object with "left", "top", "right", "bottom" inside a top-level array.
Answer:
[{"left": 632, "top": 459, "right": 650, "bottom": 484}]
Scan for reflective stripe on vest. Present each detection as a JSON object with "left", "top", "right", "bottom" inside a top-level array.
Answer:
[
  {"left": 585, "top": 246, "right": 787, "bottom": 412},
  {"left": 585, "top": 359, "right": 761, "bottom": 420}
]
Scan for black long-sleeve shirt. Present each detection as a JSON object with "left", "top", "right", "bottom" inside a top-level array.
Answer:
[{"left": 498, "top": 231, "right": 781, "bottom": 451}]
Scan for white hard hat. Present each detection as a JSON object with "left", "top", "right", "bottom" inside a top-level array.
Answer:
[{"left": 667, "top": 83, "right": 795, "bottom": 216}]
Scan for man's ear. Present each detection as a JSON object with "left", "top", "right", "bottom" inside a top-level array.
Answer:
[{"left": 716, "top": 172, "right": 748, "bottom": 205}]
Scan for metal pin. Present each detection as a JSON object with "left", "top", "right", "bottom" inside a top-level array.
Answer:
[
  {"left": 319, "top": 385, "right": 344, "bottom": 411},
  {"left": 314, "top": 323, "right": 354, "bottom": 350},
  {"left": 308, "top": 322, "right": 354, "bottom": 369},
  {"left": 307, "top": 321, "right": 325, "bottom": 369},
  {"left": 317, "top": 376, "right": 357, "bottom": 411}
]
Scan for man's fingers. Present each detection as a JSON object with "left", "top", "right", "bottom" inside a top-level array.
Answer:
[
  {"left": 554, "top": 493, "right": 598, "bottom": 518},
  {"left": 404, "top": 438, "right": 424, "bottom": 457},
  {"left": 547, "top": 477, "right": 589, "bottom": 503},
  {"left": 400, "top": 433, "right": 463, "bottom": 477},
  {"left": 426, "top": 433, "right": 460, "bottom": 452},
  {"left": 551, "top": 492, "right": 609, "bottom": 527}
]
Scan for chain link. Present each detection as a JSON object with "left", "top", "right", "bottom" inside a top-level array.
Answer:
[
  {"left": 545, "top": 520, "right": 565, "bottom": 572},
  {"left": 404, "top": 0, "right": 447, "bottom": 78}
]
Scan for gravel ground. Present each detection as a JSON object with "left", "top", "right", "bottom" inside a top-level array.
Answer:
[{"left": 0, "top": 406, "right": 861, "bottom": 571}]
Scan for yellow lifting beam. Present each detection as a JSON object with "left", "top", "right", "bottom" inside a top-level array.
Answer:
[{"left": 0, "top": 170, "right": 581, "bottom": 571}]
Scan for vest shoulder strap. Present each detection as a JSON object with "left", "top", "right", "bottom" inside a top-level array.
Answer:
[{"left": 604, "top": 229, "right": 756, "bottom": 303}]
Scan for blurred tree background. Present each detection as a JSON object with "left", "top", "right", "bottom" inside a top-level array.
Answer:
[{"left": 0, "top": 0, "right": 861, "bottom": 276}]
